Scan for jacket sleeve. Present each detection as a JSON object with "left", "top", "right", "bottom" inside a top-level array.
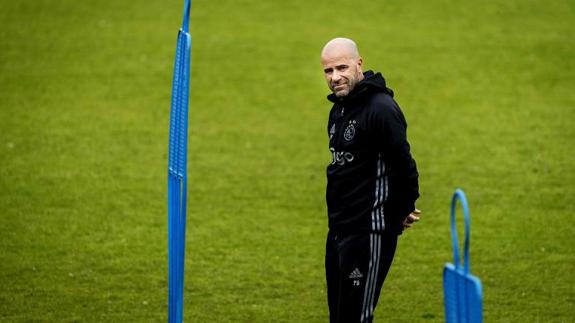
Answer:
[{"left": 368, "top": 95, "right": 419, "bottom": 224}]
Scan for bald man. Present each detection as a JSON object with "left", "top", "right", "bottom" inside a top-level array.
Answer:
[{"left": 321, "top": 38, "right": 420, "bottom": 322}]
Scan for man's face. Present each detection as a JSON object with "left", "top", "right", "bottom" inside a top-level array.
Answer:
[{"left": 321, "top": 54, "right": 363, "bottom": 98}]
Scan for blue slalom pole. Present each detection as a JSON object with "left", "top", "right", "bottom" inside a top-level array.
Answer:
[{"left": 167, "top": 0, "right": 191, "bottom": 322}]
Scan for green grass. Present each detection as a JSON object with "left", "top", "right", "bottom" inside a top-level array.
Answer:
[{"left": 1, "top": 0, "right": 574, "bottom": 321}]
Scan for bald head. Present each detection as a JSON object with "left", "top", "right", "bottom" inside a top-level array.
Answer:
[
  {"left": 320, "top": 38, "right": 364, "bottom": 98},
  {"left": 321, "top": 38, "right": 361, "bottom": 60}
]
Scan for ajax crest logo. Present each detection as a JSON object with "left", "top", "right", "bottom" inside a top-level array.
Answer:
[{"left": 344, "top": 120, "right": 356, "bottom": 141}]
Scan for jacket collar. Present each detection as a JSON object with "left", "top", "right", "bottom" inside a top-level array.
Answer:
[{"left": 327, "top": 70, "right": 393, "bottom": 104}]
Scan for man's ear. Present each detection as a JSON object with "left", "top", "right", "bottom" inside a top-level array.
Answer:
[{"left": 357, "top": 57, "right": 363, "bottom": 70}]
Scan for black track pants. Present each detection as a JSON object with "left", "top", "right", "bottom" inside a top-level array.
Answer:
[{"left": 325, "top": 230, "right": 398, "bottom": 323}]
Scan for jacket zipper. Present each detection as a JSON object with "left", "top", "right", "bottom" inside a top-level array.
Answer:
[{"left": 335, "top": 105, "right": 347, "bottom": 147}]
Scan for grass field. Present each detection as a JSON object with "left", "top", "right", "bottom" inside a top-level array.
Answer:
[{"left": 1, "top": 0, "right": 574, "bottom": 322}]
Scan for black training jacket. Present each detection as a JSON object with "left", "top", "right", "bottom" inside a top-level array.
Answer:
[{"left": 326, "top": 70, "right": 419, "bottom": 234}]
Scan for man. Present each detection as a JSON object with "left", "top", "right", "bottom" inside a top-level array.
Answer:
[{"left": 321, "top": 38, "right": 420, "bottom": 322}]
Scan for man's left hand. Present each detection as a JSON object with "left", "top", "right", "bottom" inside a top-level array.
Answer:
[{"left": 403, "top": 208, "right": 421, "bottom": 230}]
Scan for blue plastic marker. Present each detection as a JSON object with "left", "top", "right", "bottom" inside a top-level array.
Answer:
[
  {"left": 167, "top": 0, "right": 191, "bottom": 322},
  {"left": 443, "top": 189, "right": 483, "bottom": 323}
]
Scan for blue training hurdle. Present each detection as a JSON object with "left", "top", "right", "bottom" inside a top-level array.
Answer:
[{"left": 443, "top": 189, "right": 483, "bottom": 323}]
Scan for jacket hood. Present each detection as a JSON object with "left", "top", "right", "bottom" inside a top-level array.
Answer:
[{"left": 327, "top": 70, "right": 394, "bottom": 103}]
